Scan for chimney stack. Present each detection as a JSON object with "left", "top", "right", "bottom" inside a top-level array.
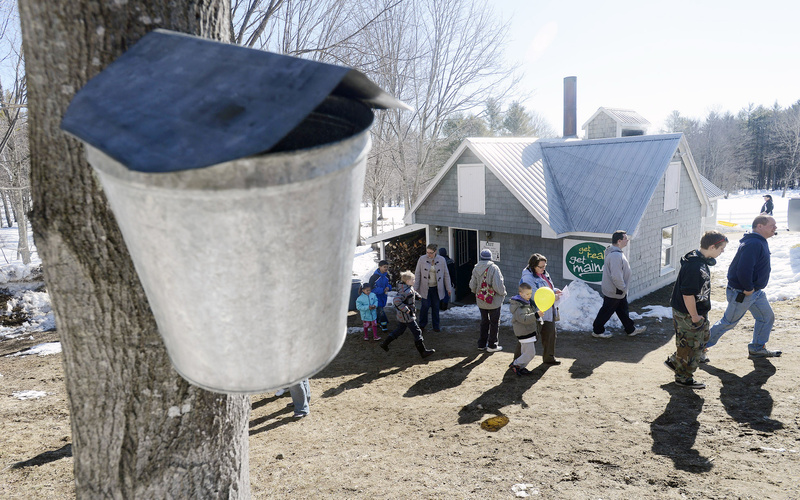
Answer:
[{"left": 563, "top": 76, "right": 577, "bottom": 138}]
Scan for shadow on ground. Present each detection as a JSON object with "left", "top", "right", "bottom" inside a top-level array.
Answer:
[{"left": 650, "top": 383, "right": 713, "bottom": 473}]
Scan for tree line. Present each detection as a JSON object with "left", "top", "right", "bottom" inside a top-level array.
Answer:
[{"left": 663, "top": 102, "right": 800, "bottom": 196}]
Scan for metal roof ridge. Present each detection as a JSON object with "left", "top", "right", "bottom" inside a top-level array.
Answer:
[{"left": 540, "top": 133, "right": 682, "bottom": 148}]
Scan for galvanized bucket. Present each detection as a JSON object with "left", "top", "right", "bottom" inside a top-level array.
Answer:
[{"left": 87, "top": 97, "right": 373, "bottom": 393}]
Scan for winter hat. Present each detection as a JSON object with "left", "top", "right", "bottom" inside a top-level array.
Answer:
[{"left": 480, "top": 249, "right": 492, "bottom": 260}]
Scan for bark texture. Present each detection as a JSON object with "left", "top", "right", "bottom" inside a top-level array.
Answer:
[{"left": 17, "top": 1, "right": 251, "bottom": 498}]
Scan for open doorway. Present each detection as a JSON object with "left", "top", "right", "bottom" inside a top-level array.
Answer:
[{"left": 452, "top": 228, "right": 478, "bottom": 301}]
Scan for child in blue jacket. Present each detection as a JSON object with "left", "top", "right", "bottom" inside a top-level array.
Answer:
[
  {"left": 356, "top": 283, "right": 381, "bottom": 341},
  {"left": 368, "top": 260, "right": 392, "bottom": 331}
]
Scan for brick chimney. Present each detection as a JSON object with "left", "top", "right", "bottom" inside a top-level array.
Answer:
[{"left": 563, "top": 76, "right": 577, "bottom": 138}]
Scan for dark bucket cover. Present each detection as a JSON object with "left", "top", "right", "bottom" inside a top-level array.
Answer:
[{"left": 61, "top": 29, "right": 408, "bottom": 174}]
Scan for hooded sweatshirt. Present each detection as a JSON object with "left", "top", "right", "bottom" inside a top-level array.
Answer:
[
  {"left": 726, "top": 232, "right": 771, "bottom": 292},
  {"left": 670, "top": 249, "right": 716, "bottom": 316}
]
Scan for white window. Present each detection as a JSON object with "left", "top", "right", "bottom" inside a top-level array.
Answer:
[
  {"left": 663, "top": 161, "right": 680, "bottom": 211},
  {"left": 661, "top": 225, "right": 676, "bottom": 271},
  {"left": 457, "top": 164, "right": 485, "bottom": 214}
]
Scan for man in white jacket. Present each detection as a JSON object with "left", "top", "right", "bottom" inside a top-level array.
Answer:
[{"left": 591, "top": 230, "right": 646, "bottom": 339}]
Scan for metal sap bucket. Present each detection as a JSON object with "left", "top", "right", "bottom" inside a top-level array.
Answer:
[{"left": 88, "top": 97, "right": 373, "bottom": 393}]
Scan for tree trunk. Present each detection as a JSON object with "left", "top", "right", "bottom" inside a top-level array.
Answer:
[
  {"left": 11, "top": 189, "right": 30, "bottom": 264},
  {"left": 1, "top": 189, "right": 10, "bottom": 227},
  {"left": 18, "top": 1, "right": 251, "bottom": 498},
  {"left": 371, "top": 199, "right": 378, "bottom": 237}
]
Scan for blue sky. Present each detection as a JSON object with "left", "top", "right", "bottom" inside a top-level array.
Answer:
[{"left": 493, "top": 0, "right": 800, "bottom": 134}]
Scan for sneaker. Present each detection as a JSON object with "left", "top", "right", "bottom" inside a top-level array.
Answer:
[
  {"left": 363, "top": 337, "right": 370, "bottom": 341},
  {"left": 373, "top": 336, "right": 382, "bottom": 341},
  {"left": 592, "top": 332, "right": 612, "bottom": 339},
  {"left": 433, "top": 328, "right": 441, "bottom": 333},
  {"left": 380, "top": 325, "right": 388, "bottom": 332},
  {"left": 698, "top": 350, "right": 710, "bottom": 363},
  {"left": 518, "top": 367, "right": 533, "bottom": 375},
  {"left": 292, "top": 412, "right": 307, "bottom": 419},
  {"left": 627, "top": 326, "right": 647, "bottom": 337},
  {"left": 477, "top": 346, "right": 487, "bottom": 351},
  {"left": 748, "top": 347, "right": 782, "bottom": 358},
  {"left": 509, "top": 363, "right": 521, "bottom": 376},
  {"left": 487, "top": 345, "right": 503, "bottom": 352},
  {"left": 675, "top": 378, "right": 705, "bottom": 389},
  {"left": 664, "top": 358, "right": 677, "bottom": 373}
]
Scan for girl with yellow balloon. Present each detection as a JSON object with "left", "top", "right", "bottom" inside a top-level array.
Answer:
[{"left": 519, "top": 253, "right": 563, "bottom": 365}]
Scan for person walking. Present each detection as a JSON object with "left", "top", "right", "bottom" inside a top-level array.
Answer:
[
  {"left": 760, "top": 194, "right": 774, "bottom": 215},
  {"left": 414, "top": 244, "right": 453, "bottom": 333},
  {"left": 664, "top": 231, "right": 728, "bottom": 389},
  {"left": 380, "top": 271, "right": 435, "bottom": 358},
  {"left": 470, "top": 249, "right": 506, "bottom": 351},
  {"left": 704, "top": 215, "right": 781, "bottom": 359},
  {"left": 592, "top": 230, "right": 646, "bottom": 339},
  {"left": 520, "top": 253, "right": 562, "bottom": 365},
  {"left": 508, "top": 282, "right": 539, "bottom": 375}
]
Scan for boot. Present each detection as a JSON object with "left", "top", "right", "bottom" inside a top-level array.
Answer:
[
  {"left": 415, "top": 340, "right": 435, "bottom": 358},
  {"left": 380, "top": 335, "right": 396, "bottom": 352}
]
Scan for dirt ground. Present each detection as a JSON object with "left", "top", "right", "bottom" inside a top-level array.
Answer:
[{"left": 2, "top": 271, "right": 799, "bottom": 499}]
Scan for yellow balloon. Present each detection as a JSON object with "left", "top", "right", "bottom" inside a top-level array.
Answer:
[{"left": 533, "top": 287, "right": 555, "bottom": 312}]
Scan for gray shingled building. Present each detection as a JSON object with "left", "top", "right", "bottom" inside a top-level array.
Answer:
[{"left": 403, "top": 108, "right": 711, "bottom": 302}]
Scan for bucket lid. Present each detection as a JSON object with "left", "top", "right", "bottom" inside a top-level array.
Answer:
[{"left": 61, "top": 29, "right": 409, "bottom": 174}]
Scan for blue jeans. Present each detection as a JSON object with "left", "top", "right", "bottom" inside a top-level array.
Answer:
[
  {"left": 289, "top": 378, "right": 310, "bottom": 416},
  {"left": 707, "top": 288, "right": 774, "bottom": 351},
  {"left": 418, "top": 287, "right": 440, "bottom": 329}
]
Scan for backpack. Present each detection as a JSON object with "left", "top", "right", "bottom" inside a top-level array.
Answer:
[{"left": 476, "top": 268, "right": 495, "bottom": 304}]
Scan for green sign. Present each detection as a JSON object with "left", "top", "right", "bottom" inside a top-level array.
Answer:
[{"left": 564, "top": 241, "right": 605, "bottom": 283}]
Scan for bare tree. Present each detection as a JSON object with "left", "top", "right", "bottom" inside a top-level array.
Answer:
[
  {"left": 0, "top": 6, "right": 31, "bottom": 262},
  {"left": 18, "top": 0, "right": 251, "bottom": 497},
  {"left": 389, "top": 0, "right": 517, "bottom": 210}
]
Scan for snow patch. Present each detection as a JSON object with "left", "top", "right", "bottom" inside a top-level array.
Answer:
[
  {"left": 12, "top": 390, "right": 47, "bottom": 400},
  {"left": 9, "top": 342, "right": 62, "bottom": 357},
  {"left": 512, "top": 483, "right": 539, "bottom": 497}
]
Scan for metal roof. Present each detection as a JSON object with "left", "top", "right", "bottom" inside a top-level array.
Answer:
[
  {"left": 540, "top": 134, "right": 681, "bottom": 234},
  {"left": 465, "top": 138, "right": 554, "bottom": 224},
  {"left": 407, "top": 134, "right": 688, "bottom": 237},
  {"left": 599, "top": 107, "right": 651, "bottom": 126},
  {"left": 698, "top": 173, "right": 725, "bottom": 199},
  {"left": 581, "top": 107, "right": 651, "bottom": 131}
]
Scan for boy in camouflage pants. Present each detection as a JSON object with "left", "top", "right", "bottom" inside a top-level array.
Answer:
[{"left": 664, "top": 231, "right": 728, "bottom": 389}]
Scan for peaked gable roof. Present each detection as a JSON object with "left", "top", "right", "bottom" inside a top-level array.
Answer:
[
  {"left": 407, "top": 133, "right": 704, "bottom": 238},
  {"left": 540, "top": 134, "right": 681, "bottom": 234},
  {"left": 581, "top": 107, "right": 650, "bottom": 130}
]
